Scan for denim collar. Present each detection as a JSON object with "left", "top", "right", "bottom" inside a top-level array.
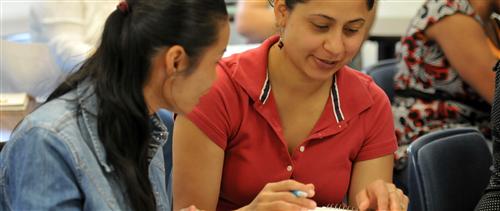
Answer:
[
  {"left": 77, "top": 79, "right": 98, "bottom": 116},
  {"left": 74, "top": 80, "right": 168, "bottom": 172},
  {"left": 76, "top": 79, "right": 114, "bottom": 172}
]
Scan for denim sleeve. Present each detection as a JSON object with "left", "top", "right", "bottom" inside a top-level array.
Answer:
[{"left": 1, "top": 127, "right": 82, "bottom": 210}]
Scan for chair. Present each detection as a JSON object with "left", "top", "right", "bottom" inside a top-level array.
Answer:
[
  {"left": 0, "top": 142, "right": 6, "bottom": 152},
  {"left": 363, "top": 58, "right": 398, "bottom": 102},
  {"left": 407, "top": 128, "right": 492, "bottom": 211}
]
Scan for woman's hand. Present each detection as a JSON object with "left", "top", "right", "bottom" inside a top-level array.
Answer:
[
  {"left": 356, "top": 179, "right": 409, "bottom": 211},
  {"left": 237, "top": 180, "right": 317, "bottom": 211}
]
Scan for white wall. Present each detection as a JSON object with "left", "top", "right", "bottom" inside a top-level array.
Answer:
[
  {"left": 371, "top": 0, "right": 425, "bottom": 37},
  {"left": 378, "top": 0, "right": 425, "bottom": 18},
  {"left": 1, "top": 1, "right": 426, "bottom": 37}
]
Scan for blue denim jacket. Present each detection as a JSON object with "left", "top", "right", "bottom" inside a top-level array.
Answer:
[{"left": 0, "top": 81, "right": 172, "bottom": 210}]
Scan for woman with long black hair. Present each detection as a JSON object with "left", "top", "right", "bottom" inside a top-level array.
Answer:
[{"left": 0, "top": 0, "right": 229, "bottom": 210}]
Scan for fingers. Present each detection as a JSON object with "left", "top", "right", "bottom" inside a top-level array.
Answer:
[
  {"left": 356, "top": 189, "right": 370, "bottom": 211},
  {"left": 250, "top": 180, "right": 317, "bottom": 211},
  {"left": 356, "top": 180, "right": 409, "bottom": 211},
  {"left": 385, "top": 183, "right": 398, "bottom": 211},
  {"left": 388, "top": 186, "right": 409, "bottom": 211},
  {"left": 388, "top": 188, "right": 400, "bottom": 211},
  {"left": 259, "top": 191, "right": 317, "bottom": 209},
  {"left": 373, "top": 180, "right": 391, "bottom": 210},
  {"left": 401, "top": 190, "right": 410, "bottom": 211},
  {"left": 265, "top": 179, "right": 315, "bottom": 197}
]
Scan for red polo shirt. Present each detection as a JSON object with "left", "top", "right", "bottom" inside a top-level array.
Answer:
[{"left": 186, "top": 36, "right": 397, "bottom": 211}]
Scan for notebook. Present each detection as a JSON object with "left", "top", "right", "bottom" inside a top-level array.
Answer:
[
  {"left": 289, "top": 190, "right": 355, "bottom": 211},
  {"left": 312, "top": 205, "right": 356, "bottom": 211},
  {"left": 0, "top": 93, "right": 29, "bottom": 111}
]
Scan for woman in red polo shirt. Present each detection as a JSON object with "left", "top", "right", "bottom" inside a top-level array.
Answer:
[{"left": 173, "top": 0, "right": 408, "bottom": 210}]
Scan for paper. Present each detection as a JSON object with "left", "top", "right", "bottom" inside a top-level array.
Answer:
[
  {"left": 0, "top": 93, "right": 29, "bottom": 111},
  {"left": 312, "top": 206, "right": 355, "bottom": 211}
]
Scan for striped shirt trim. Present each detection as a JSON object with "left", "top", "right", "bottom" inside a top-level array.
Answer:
[
  {"left": 331, "top": 74, "right": 345, "bottom": 122},
  {"left": 259, "top": 70, "right": 271, "bottom": 104}
]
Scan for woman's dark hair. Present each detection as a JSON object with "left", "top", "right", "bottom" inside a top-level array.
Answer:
[
  {"left": 268, "top": 0, "right": 376, "bottom": 10},
  {"left": 47, "top": 0, "right": 227, "bottom": 210}
]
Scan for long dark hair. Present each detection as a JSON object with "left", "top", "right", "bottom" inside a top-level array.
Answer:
[
  {"left": 268, "top": 0, "right": 376, "bottom": 10},
  {"left": 47, "top": 0, "right": 227, "bottom": 210}
]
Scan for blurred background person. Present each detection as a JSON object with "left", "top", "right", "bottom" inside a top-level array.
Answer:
[
  {"left": 235, "top": 0, "right": 276, "bottom": 43},
  {"left": 30, "top": 0, "right": 116, "bottom": 73},
  {"left": 392, "top": 0, "right": 500, "bottom": 173},
  {"left": 0, "top": 1, "right": 116, "bottom": 101}
]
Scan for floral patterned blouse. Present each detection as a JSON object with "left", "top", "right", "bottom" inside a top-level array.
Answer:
[{"left": 392, "top": 0, "right": 493, "bottom": 168}]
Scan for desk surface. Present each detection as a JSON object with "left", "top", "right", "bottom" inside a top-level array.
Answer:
[{"left": 0, "top": 98, "right": 38, "bottom": 141}]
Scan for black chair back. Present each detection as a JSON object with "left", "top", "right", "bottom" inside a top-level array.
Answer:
[
  {"left": 407, "top": 128, "right": 492, "bottom": 211},
  {"left": 363, "top": 58, "right": 399, "bottom": 102},
  {"left": 0, "top": 142, "right": 5, "bottom": 152}
]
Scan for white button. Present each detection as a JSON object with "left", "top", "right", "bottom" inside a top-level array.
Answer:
[
  {"left": 286, "top": 165, "right": 293, "bottom": 172},
  {"left": 299, "top": 146, "right": 305, "bottom": 152}
]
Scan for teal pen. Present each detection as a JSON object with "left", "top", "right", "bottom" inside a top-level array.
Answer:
[{"left": 290, "top": 190, "right": 308, "bottom": 198}]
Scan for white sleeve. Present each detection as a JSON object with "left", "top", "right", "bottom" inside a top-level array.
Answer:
[{"left": 30, "top": 1, "right": 92, "bottom": 73}]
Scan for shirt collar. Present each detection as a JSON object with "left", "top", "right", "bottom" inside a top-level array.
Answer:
[
  {"left": 333, "top": 66, "right": 373, "bottom": 122},
  {"left": 225, "top": 35, "right": 373, "bottom": 123},
  {"left": 77, "top": 78, "right": 98, "bottom": 116},
  {"left": 75, "top": 79, "right": 168, "bottom": 172},
  {"left": 224, "top": 36, "right": 277, "bottom": 104}
]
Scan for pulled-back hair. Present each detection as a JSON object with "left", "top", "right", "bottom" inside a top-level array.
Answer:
[
  {"left": 47, "top": 0, "right": 227, "bottom": 210},
  {"left": 268, "top": 0, "right": 376, "bottom": 10}
]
